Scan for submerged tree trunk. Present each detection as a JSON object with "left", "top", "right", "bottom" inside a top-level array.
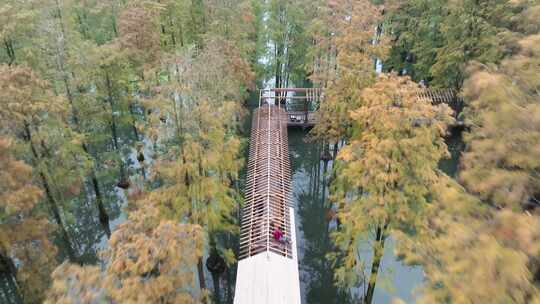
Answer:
[
  {"left": 364, "top": 223, "right": 388, "bottom": 304},
  {"left": 226, "top": 265, "right": 233, "bottom": 303},
  {"left": 90, "top": 170, "right": 111, "bottom": 237},
  {"left": 198, "top": 257, "right": 207, "bottom": 291},
  {"left": 212, "top": 272, "right": 221, "bottom": 304}
]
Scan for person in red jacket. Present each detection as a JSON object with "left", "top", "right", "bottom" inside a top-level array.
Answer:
[{"left": 271, "top": 221, "right": 290, "bottom": 245}]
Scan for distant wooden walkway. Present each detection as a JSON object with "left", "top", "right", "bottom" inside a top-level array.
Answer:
[
  {"left": 416, "top": 88, "right": 464, "bottom": 120},
  {"left": 256, "top": 87, "right": 463, "bottom": 128},
  {"left": 260, "top": 88, "right": 322, "bottom": 127}
]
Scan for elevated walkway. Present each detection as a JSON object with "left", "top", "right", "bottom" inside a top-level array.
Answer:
[{"left": 234, "top": 94, "right": 301, "bottom": 304}]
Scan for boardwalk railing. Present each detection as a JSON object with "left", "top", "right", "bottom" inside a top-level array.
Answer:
[
  {"left": 239, "top": 93, "right": 293, "bottom": 260},
  {"left": 416, "top": 88, "right": 464, "bottom": 119},
  {"left": 260, "top": 88, "right": 323, "bottom": 127}
]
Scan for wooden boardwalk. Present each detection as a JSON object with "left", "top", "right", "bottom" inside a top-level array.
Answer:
[
  {"left": 239, "top": 103, "right": 293, "bottom": 259},
  {"left": 234, "top": 91, "right": 301, "bottom": 304},
  {"left": 416, "top": 88, "right": 464, "bottom": 120},
  {"left": 255, "top": 87, "right": 464, "bottom": 128}
]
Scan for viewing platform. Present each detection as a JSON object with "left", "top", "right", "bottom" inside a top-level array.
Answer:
[{"left": 260, "top": 88, "right": 322, "bottom": 127}]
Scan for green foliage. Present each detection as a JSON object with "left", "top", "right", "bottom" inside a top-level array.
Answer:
[
  {"left": 386, "top": 0, "right": 522, "bottom": 89},
  {"left": 265, "top": 0, "right": 312, "bottom": 86},
  {"left": 330, "top": 74, "right": 452, "bottom": 291}
]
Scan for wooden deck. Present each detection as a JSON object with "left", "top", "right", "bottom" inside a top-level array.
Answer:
[
  {"left": 286, "top": 111, "right": 318, "bottom": 127},
  {"left": 416, "top": 88, "right": 465, "bottom": 119}
]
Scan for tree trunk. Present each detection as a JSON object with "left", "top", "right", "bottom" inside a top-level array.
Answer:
[
  {"left": 23, "top": 123, "right": 78, "bottom": 262},
  {"left": 198, "top": 257, "right": 207, "bottom": 291},
  {"left": 364, "top": 223, "right": 388, "bottom": 304},
  {"left": 226, "top": 266, "right": 233, "bottom": 303},
  {"left": 106, "top": 73, "right": 120, "bottom": 152},
  {"left": 90, "top": 170, "right": 111, "bottom": 237},
  {"left": 128, "top": 101, "right": 140, "bottom": 141},
  {"left": 332, "top": 142, "right": 339, "bottom": 161},
  {"left": 3, "top": 38, "right": 15, "bottom": 66},
  {"left": 105, "top": 72, "right": 126, "bottom": 181},
  {"left": 0, "top": 253, "right": 22, "bottom": 304},
  {"left": 212, "top": 272, "right": 221, "bottom": 304}
]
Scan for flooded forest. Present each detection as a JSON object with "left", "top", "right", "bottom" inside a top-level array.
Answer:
[{"left": 0, "top": 0, "right": 539, "bottom": 303}]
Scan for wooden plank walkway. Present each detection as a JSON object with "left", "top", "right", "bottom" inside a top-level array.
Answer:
[
  {"left": 234, "top": 91, "right": 300, "bottom": 304},
  {"left": 239, "top": 101, "right": 293, "bottom": 259}
]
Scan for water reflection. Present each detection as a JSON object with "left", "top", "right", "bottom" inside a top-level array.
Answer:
[
  {"left": 289, "top": 129, "right": 352, "bottom": 303},
  {"left": 288, "top": 126, "right": 457, "bottom": 304}
]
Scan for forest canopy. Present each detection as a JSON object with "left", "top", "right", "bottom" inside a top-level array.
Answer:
[{"left": 0, "top": 0, "right": 539, "bottom": 303}]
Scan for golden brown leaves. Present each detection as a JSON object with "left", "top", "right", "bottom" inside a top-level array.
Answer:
[
  {"left": 461, "top": 28, "right": 540, "bottom": 210},
  {"left": 0, "top": 135, "right": 57, "bottom": 304},
  {"left": 0, "top": 64, "right": 66, "bottom": 130},
  {"left": 46, "top": 204, "right": 204, "bottom": 304},
  {"left": 330, "top": 74, "right": 453, "bottom": 288},
  {"left": 118, "top": 2, "right": 161, "bottom": 68}
]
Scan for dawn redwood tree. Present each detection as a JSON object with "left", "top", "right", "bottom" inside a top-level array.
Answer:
[
  {"left": 0, "top": 64, "right": 88, "bottom": 262},
  {"left": 45, "top": 204, "right": 205, "bottom": 303},
  {"left": 460, "top": 5, "right": 540, "bottom": 210},
  {"left": 0, "top": 136, "right": 57, "bottom": 303},
  {"left": 397, "top": 174, "right": 540, "bottom": 303},
  {"left": 309, "top": 0, "right": 389, "bottom": 146},
  {"left": 330, "top": 74, "right": 453, "bottom": 303}
]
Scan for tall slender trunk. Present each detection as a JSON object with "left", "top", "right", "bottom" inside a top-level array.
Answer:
[
  {"left": 106, "top": 73, "right": 120, "bottom": 151},
  {"left": 110, "top": 2, "right": 118, "bottom": 37},
  {"left": 105, "top": 71, "right": 126, "bottom": 181},
  {"left": 332, "top": 142, "right": 339, "bottom": 161},
  {"left": 23, "top": 123, "right": 78, "bottom": 262},
  {"left": 198, "top": 257, "right": 207, "bottom": 291},
  {"left": 212, "top": 272, "right": 221, "bottom": 304},
  {"left": 128, "top": 101, "right": 140, "bottom": 141},
  {"left": 90, "top": 169, "right": 111, "bottom": 237},
  {"left": 54, "top": 1, "right": 111, "bottom": 237},
  {"left": 364, "top": 223, "right": 388, "bottom": 304},
  {"left": 3, "top": 38, "right": 15, "bottom": 66},
  {"left": 226, "top": 261, "right": 233, "bottom": 303}
]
